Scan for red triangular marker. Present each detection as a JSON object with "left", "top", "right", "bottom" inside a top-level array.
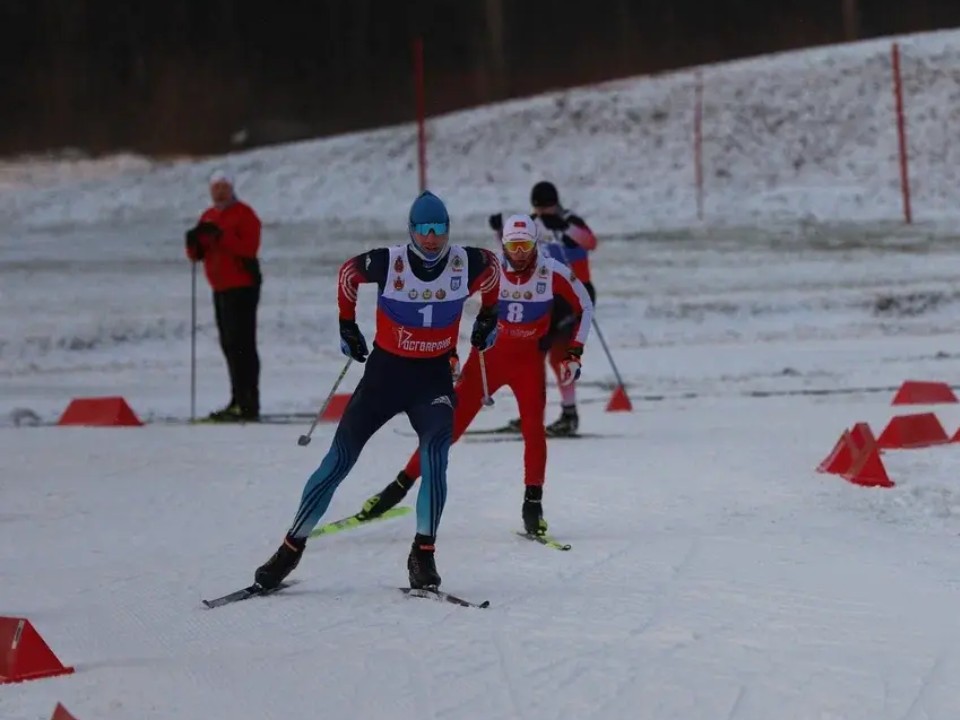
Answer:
[
  {"left": 50, "top": 703, "right": 79, "bottom": 720},
  {"left": 606, "top": 385, "right": 632, "bottom": 412},
  {"left": 0, "top": 617, "right": 75, "bottom": 684}
]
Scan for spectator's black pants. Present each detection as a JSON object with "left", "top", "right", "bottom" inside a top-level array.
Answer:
[{"left": 213, "top": 286, "right": 260, "bottom": 415}]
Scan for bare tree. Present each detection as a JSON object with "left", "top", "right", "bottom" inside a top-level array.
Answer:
[
  {"left": 482, "top": 0, "right": 507, "bottom": 100},
  {"left": 842, "top": 0, "right": 860, "bottom": 41}
]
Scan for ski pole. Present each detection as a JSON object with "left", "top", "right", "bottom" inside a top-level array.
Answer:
[
  {"left": 590, "top": 316, "right": 627, "bottom": 391},
  {"left": 552, "top": 233, "right": 627, "bottom": 392},
  {"left": 297, "top": 358, "right": 353, "bottom": 446},
  {"left": 190, "top": 260, "right": 198, "bottom": 422},
  {"left": 479, "top": 350, "right": 494, "bottom": 407}
]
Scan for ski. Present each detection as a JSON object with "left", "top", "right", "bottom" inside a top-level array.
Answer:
[
  {"left": 202, "top": 580, "right": 296, "bottom": 608},
  {"left": 464, "top": 432, "right": 609, "bottom": 444},
  {"left": 516, "top": 531, "right": 572, "bottom": 551},
  {"left": 308, "top": 505, "right": 411, "bottom": 538},
  {"left": 399, "top": 587, "right": 490, "bottom": 609},
  {"left": 395, "top": 425, "right": 518, "bottom": 437},
  {"left": 464, "top": 425, "right": 519, "bottom": 436},
  {"left": 396, "top": 427, "right": 610, "bottom": 442},
  {"left": 185, "top": 413, "right": 314, "bottom": 426}
]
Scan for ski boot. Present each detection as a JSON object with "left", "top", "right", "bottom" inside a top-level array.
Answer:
[
  {"left": 407, "top": 534, "right": 441, "bottom": 589},
  {"left": 206, "top": 401, "right": 242, "bottom": 423},
  {"left": 237, "top": 390, "right": 260, "bottom": 423},
  {"left": 358, "top": 471, "right": 415, "bottom": 520},
  {"left": 522, "top": 485, "right": 548, "bottom": 536},
  {"left": 506, "top": 417, "right": 522, "bottom": 432},
  {"left": 545, "top": 406, "right": 578, "bottom": 437},
  {"left": 254, "top": 534, "right": 305, "bottom": 590}
]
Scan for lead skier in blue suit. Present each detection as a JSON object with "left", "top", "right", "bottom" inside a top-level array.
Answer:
[{"left": 254, "top": 191, "right": 501, "bottom": 591}]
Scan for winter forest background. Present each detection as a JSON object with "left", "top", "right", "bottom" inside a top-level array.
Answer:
[{"left": 3, "top": 0, "right": 959, "bottom": 156}]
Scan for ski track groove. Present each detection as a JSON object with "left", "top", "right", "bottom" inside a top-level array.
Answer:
[
  {"left": 723, "top": 685, "right": 748, "bottom": 720},
  {"left": 582, "top": 659, "right": 644, "bottom": 720},
  {"left": 523, "top": 535, "right": 702, "bottom": 687},
  {"left": 488, "top": 624, "right": 526, "bottom": 720},
  {"left": 898, "top": 648, "right": 947, "bottom": 720},
  {"left": 627, "top": 535, "right": 701, "bottom": 640}
]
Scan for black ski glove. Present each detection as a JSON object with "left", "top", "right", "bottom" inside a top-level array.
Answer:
[
  {"left": 539, "top": 213, "right": 568, "bottom": 231},
  {"left": 339, "top": 319, "right": 369, "bottom": 363},
  {"left": 185, "top": 221, "right": 221, "bottom": 257},
  {"left": 488, "top": 213, "right": 503, "bottom": 232},
  {"left": 195, "top": 221, "right": 222, "bottom": 237},
  {"left": 470, "top": 306, "right": 499, "bottom": 351},
  {"left": 185, "top": 233, "right": 205, "bottom": 259}
]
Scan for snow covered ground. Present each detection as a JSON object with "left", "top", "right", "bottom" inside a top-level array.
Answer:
[
  {"left": 6, "top": 391, "right": 960, "bottom": 719},
  {"left": 6, "top": 28, "right": 960, "bottom": 720}
]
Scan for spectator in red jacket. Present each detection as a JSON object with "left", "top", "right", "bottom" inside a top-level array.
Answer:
[{"left": 185, "top": 170, "right": 263, "bottom": 422}]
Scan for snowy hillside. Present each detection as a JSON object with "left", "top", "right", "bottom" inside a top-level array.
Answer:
[{"left": 2, "top": 30, "right": 960, "bottom": 234}]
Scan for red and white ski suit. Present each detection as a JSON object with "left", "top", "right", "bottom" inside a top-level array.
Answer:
[{"left": 403, "top": 254, "right": 593, "bottom": 487}]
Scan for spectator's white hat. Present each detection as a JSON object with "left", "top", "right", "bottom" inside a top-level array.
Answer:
[{"left": 208, "top": 169, "right": 234, "bottom": 186}]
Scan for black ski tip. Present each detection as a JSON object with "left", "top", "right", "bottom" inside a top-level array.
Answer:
[{"left": 201, "top": 579, "right": 296, "bottom": 608}]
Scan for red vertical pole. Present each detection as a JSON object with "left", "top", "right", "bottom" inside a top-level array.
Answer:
[
  {"left": 413, "top": 37, "right": 427, "bottom": 192},
  {"left": 891, "top": 42, "right": 912, "bottom": 224},
  {"left": 693, "top": 70, "right": 704, "bottom": 222}
]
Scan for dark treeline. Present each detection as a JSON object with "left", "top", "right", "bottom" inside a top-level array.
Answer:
[{"left": 1, "top": 0, "right": 958, "bottom": 156}]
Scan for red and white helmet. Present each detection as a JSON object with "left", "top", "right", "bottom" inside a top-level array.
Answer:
[
  {"left": 501, "top": 214, "right": 539, "bottom": 246},
  {"left": 501, "top": 213, "right": 539, "bottom": 270}
]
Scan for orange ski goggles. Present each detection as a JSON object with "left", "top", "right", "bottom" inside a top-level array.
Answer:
[{"left": 503, "top": 238, "right": 536, "bottom": 253}]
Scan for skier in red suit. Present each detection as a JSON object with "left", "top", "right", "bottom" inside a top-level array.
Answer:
[
  {"left": 358, "top": 214, "right": 594, "bottom": 535},
  {"left": 487, "top": 181, "right": 599, "bottom": 436}
]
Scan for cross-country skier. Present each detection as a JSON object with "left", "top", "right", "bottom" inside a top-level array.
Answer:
[
  {"left": 357, "top": 214, "right": 593, "bottom": 536},
  {"left": 489, "top": 181, "right": 598, "bottom": 436},
  {"left": 254, "top": 190, "right": 500, "bottom": 592}
]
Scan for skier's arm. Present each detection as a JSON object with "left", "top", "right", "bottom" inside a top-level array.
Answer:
[
  {"left": 466, "top": 247, "right": 501, "bottom": 350},
  {"left": 551, "top": 262, "right": 594, "bottom": 349},
  {"left": 563, "top": 214, "right": 598, "bottom": 251},
  {"left": 337, "top": 248, "right": 389, "bottom": 321},
  {"left": 465, "top": 247, "right": 501, "bottom": 311}
]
